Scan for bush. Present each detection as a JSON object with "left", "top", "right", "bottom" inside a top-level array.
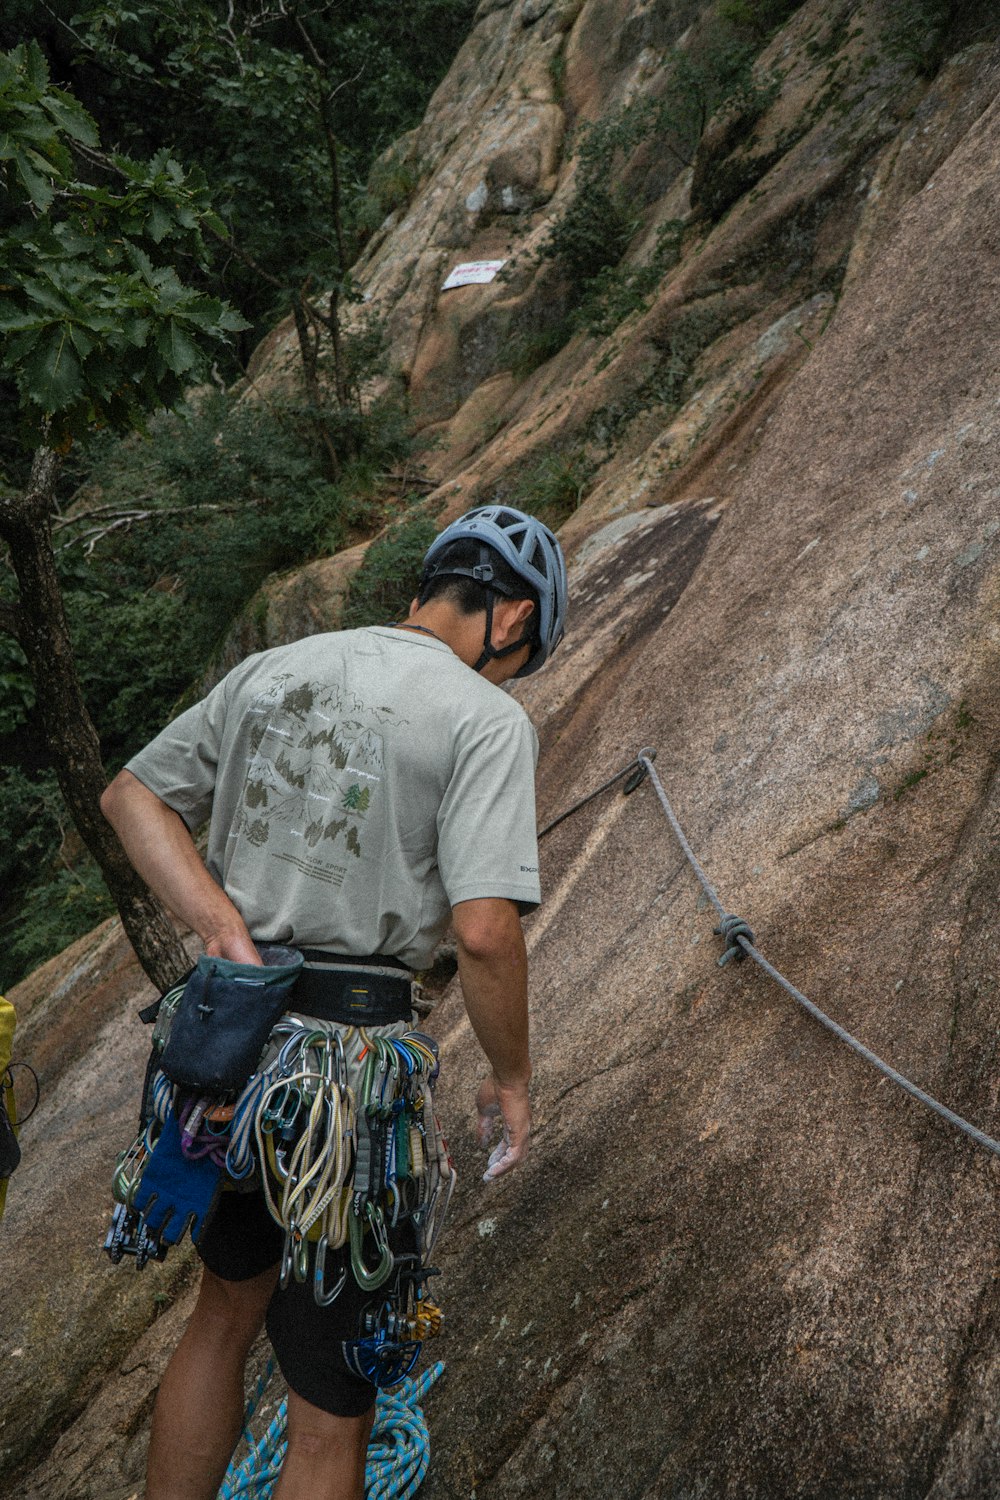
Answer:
[
  {"left": 53, "top": 391, "right": 356, "bottom": 757},
  {"left": 575, "top": 220, "right": 686, "bottom": 336},
  {"left": 584, "top": 300, "right": 738, "bottom": 456},
  {"left": 881, "top": 0, "right": 955, "bottom": 77},
  {"left": 513, "top": 451, "right": 592, "bottom": 528},
  {"left": 356, "top": 148, "right": 423, "bottom": 235},
  {"left": 719, "top": 0, "right": 805, "bottom": 41},
  {"left": 541, "top": 180, "right": 639, "bottom": 285},
  {"left": 509, "top": 319, "right": 576, "bottom": 381},
  {"left": 0, "top": 768, "right": 115, "bottom": 991},
  {"left": 533, "top": 5, "right": 785, "bottom": 337},
  {"left": 6, "top": 861, "right": 115, "bottom": 986},
  {"left": 340, "top": 510, "right": 439, "bottom": 630}
]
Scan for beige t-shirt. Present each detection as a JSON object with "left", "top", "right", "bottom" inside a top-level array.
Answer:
[{"left": 126, "top": 626, "right": 541, "bottom": 969}]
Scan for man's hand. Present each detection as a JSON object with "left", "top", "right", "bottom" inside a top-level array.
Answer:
[
  {"left": 203, "top": 929, "right": 262, "bottom": 965},
  {"left": 476, "top": 1074, "right": 531, "bottom": 1181}
]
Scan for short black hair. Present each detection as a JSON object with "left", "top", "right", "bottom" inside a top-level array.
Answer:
[{"left": 419, "top": 538, "right": 538, "bottom": 619}]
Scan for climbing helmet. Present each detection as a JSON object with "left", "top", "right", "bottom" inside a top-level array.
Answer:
[{"left": 419, "top": 505, "right": 568, "bottom": 676}]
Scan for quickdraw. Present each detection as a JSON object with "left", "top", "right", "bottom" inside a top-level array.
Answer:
[{"left": 256, "top": 1028, "right": 357, "bottom": 1290}]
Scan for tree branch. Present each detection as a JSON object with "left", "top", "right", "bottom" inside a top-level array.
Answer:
[
  {"left": 382, "top": 473, "right": 437, "bottom": 489},
  {"left": 55, "top": 502, "right": 245, "bottom": 556},
  {"left": 26, "top": 447, "right": 58, "bottom": 523},
  {"left": 51, "top": 497, "right": 167, "bottom": 527},
  {"left": 203, "top": 217, "right": 286, "bottom": 292}
]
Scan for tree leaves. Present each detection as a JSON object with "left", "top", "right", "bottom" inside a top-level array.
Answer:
[
  {"left": 19, "top": 331, "right": 84, "bottom": 411},
  {"left": 59, "top": 0, "right": 475, "bottom": 341},
  {"left": 0, "top": 41, "right": 248, "bottom": 444},
  {"left": 156, "top": 319, "right": 201, "bottom": 376},
  {"left": 0, "top": 42, "right": 100, "bottom": 212}
]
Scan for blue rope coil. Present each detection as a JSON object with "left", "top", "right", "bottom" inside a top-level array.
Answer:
[{"left": 218, "top": 1361, "right": 445, "bottom": 1500}]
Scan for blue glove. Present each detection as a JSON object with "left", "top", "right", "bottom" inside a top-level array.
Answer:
[{"left": 133, "top": 1107, "right": 223, "bottom": 1246}]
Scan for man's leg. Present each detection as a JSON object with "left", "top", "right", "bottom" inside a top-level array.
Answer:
[
  {"left": 273, "top": 1390, "right": 375, "bottom": 1500},
  {"left": 146, "top": 1262, "right": 279, "bottom": 1500}
]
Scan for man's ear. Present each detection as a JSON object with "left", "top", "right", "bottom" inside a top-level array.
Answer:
[
  {"left": 495, "top": 597, "right": 535, "bottom": 644},
  {"left": 408, "top": 596, "right": 420, "bottom": 618}
]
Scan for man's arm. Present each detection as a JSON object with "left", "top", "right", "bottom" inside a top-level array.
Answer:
[
  {"left": 100, "top": 770, "right": 259, "bottom": 964},
  {"left": 451, "top": 896, "right": 531, "bottom": 1182}
]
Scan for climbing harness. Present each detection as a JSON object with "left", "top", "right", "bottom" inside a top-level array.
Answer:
[
  {"left": 541, "top": 747, "right": 1000, "bottom": 1163},
  {"left": 218, "top": 1359, "right": 445, "bottom": 1500},
  {"left": 107, "top": 974, "right": 452, "bottom": 1389},
  {"left": 107, "top": 986, "right": 452, "bottom": 1498}
]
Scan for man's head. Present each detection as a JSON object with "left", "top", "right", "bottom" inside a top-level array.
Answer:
[{"left": 417, "top": 506, "right": 567, "bottom": 679}]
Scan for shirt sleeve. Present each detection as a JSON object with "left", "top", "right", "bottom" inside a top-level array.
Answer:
[
  {"left": 435, "top": 705, "right": 541, "bottom": 912},
  {"left": 124, "top": 674, "right": 234, "bottom": 831}
]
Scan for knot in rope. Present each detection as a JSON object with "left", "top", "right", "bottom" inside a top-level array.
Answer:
[{"left": 713, "top": 914, "right": 755, "bottom": 967}]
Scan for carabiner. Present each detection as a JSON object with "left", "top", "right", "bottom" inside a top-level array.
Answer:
[
  {"left": 332, "top": 1027, "right": 348, "bottom": 1088},
  {"left": 313, "top": 1233, "right": 348, "bottom": 1307},
  {"left": 112, "top": 1130, "right": 149, "bottom": 1208},
  {"left": 349, "top": 1202, "right": 394, "bottom": 1291},
  {"left": 280, "top": 1225, "right": 297, "bottom": 1290},
  {"left": 391, "top": 1039, "right": 415, "bottom": 1078},
  {"left": 261, "top": 1081, "right": 302, "bottom": 1136},
  {"left": 294, "top": 1229, "right": 310, "bottom": 1284}
]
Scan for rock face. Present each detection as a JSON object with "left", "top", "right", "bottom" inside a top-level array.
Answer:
[{"left": 6, "top": 3, "right": 1000, "bottom": 1496}]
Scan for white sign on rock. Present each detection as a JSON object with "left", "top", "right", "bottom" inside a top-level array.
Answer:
[{"left": 441, "top": 260, "right": 506, "bottom": 290}]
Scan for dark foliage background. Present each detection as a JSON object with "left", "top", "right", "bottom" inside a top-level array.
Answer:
[{"left": 0, "top": 0, "right": 474, "bottom": 361}]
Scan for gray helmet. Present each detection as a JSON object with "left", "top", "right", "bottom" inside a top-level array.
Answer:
[{"left": 420, "top": 505, "right": 568, "bottom": 676}]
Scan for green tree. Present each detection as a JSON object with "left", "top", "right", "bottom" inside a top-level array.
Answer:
[
  {"left": 0, "top": 42, "right": 247, "bottom": 989},
  {"left": 39, "top": 0, "right": 474, "bottom": 473}
]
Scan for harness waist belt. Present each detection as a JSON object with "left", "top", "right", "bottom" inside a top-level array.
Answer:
[{"left": 291, "top": 954, "right": 412, "bottom": 1026}]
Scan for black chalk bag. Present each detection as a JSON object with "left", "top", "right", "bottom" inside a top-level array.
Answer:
[{"left": 159, "top": 944, "right": 304, "bottom": 1094}]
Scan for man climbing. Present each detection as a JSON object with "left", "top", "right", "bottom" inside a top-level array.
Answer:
[{"left": 100, "top": 505, "right": 567, "bottom": 1500}]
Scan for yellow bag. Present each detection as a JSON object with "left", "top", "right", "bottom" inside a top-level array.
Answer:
[{"left": 0, "top": 995, "right": 19, "bottom": 1220}]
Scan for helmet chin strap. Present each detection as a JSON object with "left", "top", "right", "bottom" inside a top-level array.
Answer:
[{"left": 473, "top": 591, "right": 535, "bottom": 674}]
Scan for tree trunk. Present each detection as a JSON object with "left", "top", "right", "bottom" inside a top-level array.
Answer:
[
  {"left": 291, "top": 291, "right": 341, "bottom": 477},
  {"left": 0, "top": 449, "right": 191, "bottom": 993}
]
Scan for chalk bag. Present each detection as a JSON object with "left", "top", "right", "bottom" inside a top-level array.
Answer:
[{"left": 159, "top": 945, "right": 304, "bottom": 1094}]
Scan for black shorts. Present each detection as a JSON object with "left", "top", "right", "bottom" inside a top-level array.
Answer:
[{"left": 198, "top": 1188, "right": 417, "bottom": 1418}]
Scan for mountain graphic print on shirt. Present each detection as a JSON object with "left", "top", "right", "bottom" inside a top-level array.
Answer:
[{"left": 231, "top": 674, "right": 403, "bottom": 884}]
